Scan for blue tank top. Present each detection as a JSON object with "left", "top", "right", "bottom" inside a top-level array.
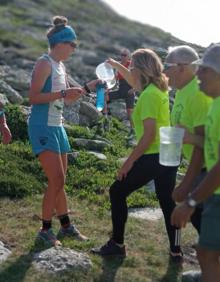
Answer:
[{"left": 28, "top": 54, "right": 67, "bottom": 126}]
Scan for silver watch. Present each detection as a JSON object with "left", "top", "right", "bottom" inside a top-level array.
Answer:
[
  {"left": 60, "top": 89, "right": 67, "bottom": 98},
  {"left": 186, "top": 193, "right": 197, "bottom": 208}
]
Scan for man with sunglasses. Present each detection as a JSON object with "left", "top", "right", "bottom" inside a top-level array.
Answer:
[
  {"left": 171, "top": 43, "right": 220, "bottom": 282},
  {"left": 164, "top": 45, "right": 212, "bottom": 237},
  {"left": 105, "top": 48, "right": 135, "bottom": 135}
]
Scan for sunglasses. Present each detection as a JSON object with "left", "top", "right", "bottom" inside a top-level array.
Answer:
[
  {"left": 163, "top": 62, "right": 189, "bottom": 71},
  {"left": 121, "top": 54, "right": 128, "bottom": 57},
  {"left": 64, "top": 41, "right": 77, "bottom": 48}
]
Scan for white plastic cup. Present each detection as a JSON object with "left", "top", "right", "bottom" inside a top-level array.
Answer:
[
  {"left": 159, "top": 126, "right": 185, "bottom": 166},
  {"left": 96, "top": 62, "right": 116, "bottom": 89}
]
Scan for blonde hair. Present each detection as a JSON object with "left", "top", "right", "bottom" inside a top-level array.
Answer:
[
  {"left": 132, "top": 48, "right": 168, "bottom": 91},
  {"left": 47, "top": 16, "right": 68, "bottom": 38}
]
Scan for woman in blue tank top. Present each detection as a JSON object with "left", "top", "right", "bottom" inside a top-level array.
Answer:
[{"left": 28, "top": 15, "right": 97, "bottom": 246}]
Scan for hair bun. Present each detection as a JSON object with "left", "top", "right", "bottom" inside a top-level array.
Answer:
[{"left": 53, "top": 16, "right": 68, "bottom": 27}]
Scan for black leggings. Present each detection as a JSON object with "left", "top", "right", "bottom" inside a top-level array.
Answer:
[{"left": 109, "top": 154, "right": 181, "bottom": 253}]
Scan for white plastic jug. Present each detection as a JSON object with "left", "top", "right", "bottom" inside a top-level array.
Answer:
[
  {"left": 159, "top": 127, "right": 185, "bottom": 166},
  {"left": 96, "top": 62, "right": 116, "bottom": 89}
]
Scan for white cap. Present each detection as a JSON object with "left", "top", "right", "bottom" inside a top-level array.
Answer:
[{"left": 193, "top": 44, "right": 220, "bottom": 74}]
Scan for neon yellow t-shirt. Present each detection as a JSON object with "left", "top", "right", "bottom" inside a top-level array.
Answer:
[
  {"left": 204, "top": 96, "right": 220, "bottom": 194},
  {"left": 171, "top": 77, "right": 212, "bottom": 161},
  {"left": 132, "top": 83, "right": 170, "bottom": 154}
]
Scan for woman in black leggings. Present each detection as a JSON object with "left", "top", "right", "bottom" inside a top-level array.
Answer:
[{"left": 92, "top": 48, "right": 182, "bottom": 261}]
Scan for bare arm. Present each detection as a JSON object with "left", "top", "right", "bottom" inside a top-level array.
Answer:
[
  {"left": 172, "top": 125, "right": 205, "bottom": 202},
  {"left": 172, "top": 145, "right": 204, "bottom": 202},
  {"left": 178, "top": 124, "right": 204, "bottom": 148},
  {"left": 0, "top": 113, "right": 12, "bottom": 144},
  {"left": 29, "top": 59, "right": 62, "bottom": 104},
  {"left": 29, "top": 59, "right": 84, "bottom": 105},
  {"left": 191, "top": 147, "right": 220, "bottom": 203},
  {"left": 106, "top": 58, "right": 135, "bottom": 88},
  {"left": 117, "top": 118, "right": 156, "bottom": 180},
  {"left": 171, "top": 143, "right": 220, "bottom": 228}
]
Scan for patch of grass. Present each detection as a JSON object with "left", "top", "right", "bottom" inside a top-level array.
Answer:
[{"left": 0, "top": 196, "right": 199, "bottom": 282}]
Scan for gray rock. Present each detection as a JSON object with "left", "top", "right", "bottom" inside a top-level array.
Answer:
[
  {"left": 0, "top": 79, "right": 23, "bottom": 104},
  {"left": 88, "top": 151, "right": 107, "bottom": 160},
  {"left": 33, "top": 247, "right": 92, "bottom": 274},
  {"left": 63, "top": 101, "right": 81, "bottom": 125},
  {"left": 0, "top": 241, "right": 12, "bottom": 263},
  {"left": 79, "top": 114, "right": 93, "bottom": 127},
  {"left": 182, "top": 270, "right": 201, "bottom": 282},
  {"left": 79, "top": 101, "right": 102, "bottom": 122},
  {"left": 129, "top": 208, "right": 163, "bottom": 221},
  {"left": 0, "top": 93, "right": 9, "bottom": 106},
  {"left": 73, "top": 138, "right": 110, "bottom": 152},
  {"left": 64, "top": 111, "right": 80, "bottom": 125},
  {"left": 67, "top": 151, "right": 80, "bottom": 164},
  {"left": 4, "top": 69, "right": 30, "bottom": 95},
  {"left": 127, "top": 138, "right": 137, "bottom": 147},
  {"left": 108, "top": 99, "right": 127, "bottom": 121},
  {"left": 145, "top": 180, "right": 155, "bottom": 193}
]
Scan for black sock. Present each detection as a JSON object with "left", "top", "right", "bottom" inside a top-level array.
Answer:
[
  {"left": 42, "top": 220, "right": 52, "bottom": 231},
  {"left": 58, "top": 214, "right": 70, "bottom": 228}
]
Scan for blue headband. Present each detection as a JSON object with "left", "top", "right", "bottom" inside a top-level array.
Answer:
[{"left": 48, "top": 25, "right": 77, "bottom": 45}]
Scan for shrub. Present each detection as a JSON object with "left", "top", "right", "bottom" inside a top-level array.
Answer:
[
  {"left": 4, "top": 104, "right": 28, "bottom": 141},
  {"left": 0, "top": 142, "right": 44, "bottom": 198}
]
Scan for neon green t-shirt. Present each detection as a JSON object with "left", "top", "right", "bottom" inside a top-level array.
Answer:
[
  {"left": 171, "top": 77, "right": 212, "bottom": 161},
  {"left": 204, "top": 96, "right": 220, "bottom": 194},
  {"left": 132, "top": 83, "right": 170, "bottom": 154}
]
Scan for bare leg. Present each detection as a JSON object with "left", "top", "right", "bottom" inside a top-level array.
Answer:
[
  {"left": 197, "top": 247, "right": 220, "bottom": 282},
  {"left": 56, "top": 153, "right": 69, "bottom": 216},
  {"left": 38, "top": 151, "right": 66, "bottom": 221}
]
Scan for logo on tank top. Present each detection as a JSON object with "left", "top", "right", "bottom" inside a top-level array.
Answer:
[{"left": 39, "top": 136, "right": 48, "bottom": 146}]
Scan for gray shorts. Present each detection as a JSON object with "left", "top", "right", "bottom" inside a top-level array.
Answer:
[
  {"left": 108, "top": 80, "right": 134, "bottom": 109},
  {"left": 199, "top": 194, "right": 220, "bottom": 251}
]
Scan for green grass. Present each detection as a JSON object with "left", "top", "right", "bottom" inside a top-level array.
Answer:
[
  {"left": 0, "top": 106, "right": 198, "bottom": 281},
  {"left": 0, "top": 196, "right": 199, "bottom": 282}
]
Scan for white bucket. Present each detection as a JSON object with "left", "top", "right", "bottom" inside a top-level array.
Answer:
[
  {"left": 159, "top": 127, "right": 185, "bottom": 166},
  {"left": 96, "top": 62, "right": 116, "bottom": 89}
]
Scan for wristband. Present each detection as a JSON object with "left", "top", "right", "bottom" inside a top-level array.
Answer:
[
  {"left": 84, "top": 83, "right": 91, "bottom": 93},
  {"left": 186, "top": 193, "right": 197, "bottom": 208},
  {"left": 60, "top": 89, "right": 67, "bottom": 98}
]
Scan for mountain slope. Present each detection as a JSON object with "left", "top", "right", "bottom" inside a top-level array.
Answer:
[{"left": 0, "top": 0, "right": 203, "bottom": 88}]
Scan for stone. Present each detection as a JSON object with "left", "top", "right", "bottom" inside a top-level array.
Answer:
[
  {"left": 33, "top": 247, "right": 92, "bottom": 274},
  {"left": 0, "top": 93, "right": 9, "bottom": 106},
  {"left": 88, "top": 151, "right": 107, "bottom": 160},
  {"left": 79, "top": 101, "right": 102, "bottom": 122},
  {"left": 108, "top": 99, "right": 127, "bottom": 121},
  {"left": 0, "top": 241, "right": 12, "bottom": 263},
  {"left": 0, "top": 79, "right": 23, "bottom": 104},
  {"left": 72, "top": 138, "right": 110, "bottom": 152},
  {"left": 128, "top": 207, "right": 163, "bottom": 221},
  {"left": 182, "top": 270, "right": 201, "bottom": 282}
]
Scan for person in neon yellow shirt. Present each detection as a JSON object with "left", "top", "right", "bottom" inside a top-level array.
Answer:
[
  {"left": 171, "top": 44, "right": 220, "bottom": 282},
  {"left": 91, "top": 48, "right": 182, "bottom": 262},
  {"left": 164, "top": 46, "right": 212, "bottom": 235}
]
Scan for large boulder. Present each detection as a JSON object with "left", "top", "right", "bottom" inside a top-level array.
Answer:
[
  {"left": 0, "top": 79, "right": 23, "bottom": 104},
  {"left": 108, "top": 99, "right": 127, "bottom": 121},
  {"left": 33, "top": 247, "right": 92, "bottom": 274},
  {"left": 79, "top": 101, "right": 102, "bottom": 124}
]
